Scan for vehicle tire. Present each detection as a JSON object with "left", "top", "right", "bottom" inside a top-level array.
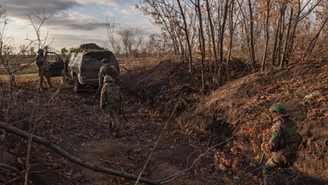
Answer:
[{"left": 73, "top": 75, "right": 82, "bottom": 93}]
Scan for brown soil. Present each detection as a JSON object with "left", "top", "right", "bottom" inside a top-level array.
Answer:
[{"left": 1, "top": 59, "right": 328, "bottom": 185}]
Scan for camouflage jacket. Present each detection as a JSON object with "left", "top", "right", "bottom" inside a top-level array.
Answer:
[
  {"left": 35, "top": 55, "right": 45, "bottom": 66},
  {"left": 100, "top": 82, "right": 122, "bottom": 111},
  {"left": 268, "top": 114, "right": 301, "bottom": 152}
]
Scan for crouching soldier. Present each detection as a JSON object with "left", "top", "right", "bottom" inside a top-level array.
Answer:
[
  {"left": 262, "top": 103, "right": 302, "bottom": 185},
  {"left": 99, "top": 66, "right": 122, "bottom": 136}
]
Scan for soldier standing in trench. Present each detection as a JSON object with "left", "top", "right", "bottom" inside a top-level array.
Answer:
[
  {"left": 35, "top": 49, "right": 53, "bottom": 91},
  {"left": 99, "top": 59, "right": 122, "bottom": 136},
  {"left": 262, "top": 103, "right": 302, "bottom": 185}
]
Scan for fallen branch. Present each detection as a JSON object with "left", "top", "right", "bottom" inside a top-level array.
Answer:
[
  {"left": 5, "top": 176, "right": 24, "bottom": 185},
  {"left": 0, "top": 163, "right": 21, "bottom": 174},
  {"left": 0, "top": 121, "right": 160, "bottom": 185},
  {"left": 0, "top": 163, "right": 33, "bottom": 185}
]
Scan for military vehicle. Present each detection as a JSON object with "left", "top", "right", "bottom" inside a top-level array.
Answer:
[{"left": 60, "top": 43, "right": 120, "bottom": 92}]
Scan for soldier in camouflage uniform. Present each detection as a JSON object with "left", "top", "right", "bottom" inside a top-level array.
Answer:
[
  {"left": 263, "top": 103, "right": 302, "bottom": 185},
  {"left": 35, "top": 49, "right": 53, "bottom": 91},
  {"left": 98, "top": 58, "right": 119, "bottom": 87},
  {"left": 99, "top": 62, "right": 122, "bottom": 135}
]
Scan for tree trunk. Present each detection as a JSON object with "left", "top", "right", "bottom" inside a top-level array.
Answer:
[
  {"left": 205, "top": 0, "right": 218, "bottom": 74},
  {"left": 226, "top": 0, "right": 235, "bottom": 82},
  {"left": 218, "top": 0, "right": 230, "bottom": 85},
  {"left": 303, "top": 17, "right": 328, "bottom": 60},
  {"left": 177, "top": 0, "right": 193, "bottom": 73},
  {"left": 261, "top": 0, "right": 270, "bottom": 71},
  {"left": 247, "top": 0, "right": 256, "bottom": 72},
  {"left": 196, "top": 0, "right": 205, "bottom": 90},
  {"left": 280, "top": 7, "right": 293, "bottom": 68},
  {"left": 271, "top": 3, "right": 286, "bottom": 66}
]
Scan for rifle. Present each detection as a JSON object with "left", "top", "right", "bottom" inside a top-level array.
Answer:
[{"left": 93, "top": 85, "right": 102, "bottom": 99}]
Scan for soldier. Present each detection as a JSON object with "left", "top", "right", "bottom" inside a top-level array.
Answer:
[
  {"left": 262, "top": 103, "right": 302, "bottom": 185},
  {"left": 98, "top": 58, "right": 119, "bottom": 87},
  {"left": 99, "top": 64, "right": 122, "bottom": 135},
  {"left": 35, "top": 49, "right": 53, "bottom": 91}
]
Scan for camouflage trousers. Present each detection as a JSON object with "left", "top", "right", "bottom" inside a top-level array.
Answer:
[
  {"left": 106, "top": 106, "right": 120, "bottom": 135},
  {"left": 38, "top": 65, "right": 53, "bottom": 90},
  {"left": 100, "top": 83, "right": 122, "bottom": 135},
  {"left": 263, "top": 148, "right": 297, "bottom": 185}
]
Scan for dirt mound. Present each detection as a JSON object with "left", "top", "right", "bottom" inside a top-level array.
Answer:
[
  {"left": 121, "top": 61, "right": 202, "bottom": 118},
  {"left": 180, "top": 60, "right": 328, "bottom": 183},
  {"left": 121, "top": 59, "right": 253, "bottom": 118}
]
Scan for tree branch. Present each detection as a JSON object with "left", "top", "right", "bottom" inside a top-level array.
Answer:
[{"left": 0, "top": 121, "right": 160, "bottom": 185}]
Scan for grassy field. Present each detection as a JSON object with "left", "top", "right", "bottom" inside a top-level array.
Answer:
[{"left": 0, "top": 73, "right": 38, "bottom": 80}]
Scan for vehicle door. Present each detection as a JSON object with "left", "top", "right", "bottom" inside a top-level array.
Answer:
[
  {"left": 68, "top": 52, "right": 83, "bottom": 77},
  {"left": 45, "top": 52, "right": 64, "bottom": 77},
  {"left": 80, "top": 52, "right": 102, "bottom": 82}
]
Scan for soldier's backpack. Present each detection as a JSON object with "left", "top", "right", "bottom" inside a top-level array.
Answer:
[
  {"left": 282, "top": 117, "right": 302, "bottom": 151},
  {"left": 104, "top": 64, "right": 118, "bottom": 79}
]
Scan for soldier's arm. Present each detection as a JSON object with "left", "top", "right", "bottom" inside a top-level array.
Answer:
[
  {"left": 268, "top": 120, "right": 283, "bottom": 151},
  {"left": 98, "top": 67, "right": 104, "bottom": 86}
]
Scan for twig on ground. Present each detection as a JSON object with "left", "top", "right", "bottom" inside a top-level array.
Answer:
[
  {"left": 134, "top": 104, "right": 178, "bottom": 185},
  {"left": 160, "top": 133, "right": 239, "bottom": 184},
  {"left": 0, "top": 163, "right": 34, "bottom": 185}
]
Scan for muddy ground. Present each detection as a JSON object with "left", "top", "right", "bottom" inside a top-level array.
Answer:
[{"left": 1, "top": 59, "right": 328, "bottom": 185}]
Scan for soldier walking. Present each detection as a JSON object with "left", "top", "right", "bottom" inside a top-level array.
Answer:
[
  {"left": 262, "top": 103, "right": 302, "bottom": 185},
  {"left": 99, "top": 59, "right": 122, "bottom": 135}
]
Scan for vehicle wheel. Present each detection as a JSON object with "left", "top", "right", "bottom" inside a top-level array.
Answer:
[{"left": 73, "top": 75, "right": 82, "bottom": 93}]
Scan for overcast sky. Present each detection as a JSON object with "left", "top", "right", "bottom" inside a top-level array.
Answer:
[{"left": 2, "top": 0, "right": 159, "bottom": 52}]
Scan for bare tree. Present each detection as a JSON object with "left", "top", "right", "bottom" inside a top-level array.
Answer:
[
  {"left": 193, "top": 0, "right": 205, "bottom": 90},
  {"left": 19, "top": 45, "right": 28, "bottom": 55},
  {"left": 137, "top": 1, "right": 180, "bottom": 55},
  {"left": 282, "top": 0, "right": 322, "bottom": 67},
  {"left": 117, "top": 27, "right": 143, "bottom": 57},
  {"left": 177, "top": 0, "right": 193, "bottom": 72},
  {"left": 303, "top": 16, "right": 328, "bottom": 60},
  {"left": 218, "top": 0, "right": 231, "bottom": 84},
  {"left": 105, "top": 18, "right": 122, "bottom": 54},
  {"left": 225, "top": 0, "right": 235, "bottom": 81},
  {"left": 29, "top": 46, "right": 35, "bottom": 55},
  {"left": 261, "top": 0, "right": 270, "bottom": 71},
  {"left": 247, "top": 0, "right": 256, "bottom": 71},
  {"left": 25, "top": 10, "right": 54, "bottom": 50},
  {"left": 205, "top": 0, "right": 218, "bottom": 75}
]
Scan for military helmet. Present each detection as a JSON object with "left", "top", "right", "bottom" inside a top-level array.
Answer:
[
  {"left": 101, "top": 58, "right": 109, "bottom": 63},
  {"left": 270, "top": 103, "right": 286, "bottom": 114}
]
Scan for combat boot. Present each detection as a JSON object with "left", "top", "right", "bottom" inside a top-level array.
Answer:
[
  {"left": 108, "top": 119, "right": 115, "bottom": 134},
  {"left": 283, "top": 169, "right": 294, "bottom": 185},
  {"left": 263, "top": 165, "right": 275, "bottom": 185}
]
